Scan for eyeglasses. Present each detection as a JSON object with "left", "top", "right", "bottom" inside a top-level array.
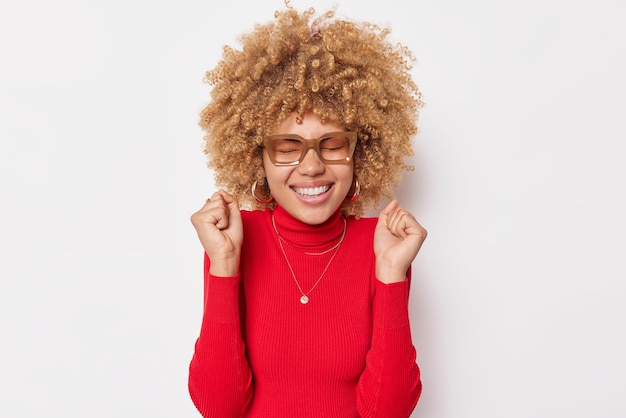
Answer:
[{"left": 263, "top": 131, "right": 357, "bottom": 166}]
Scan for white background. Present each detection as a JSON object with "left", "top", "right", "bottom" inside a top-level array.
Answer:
[{"left": 1, "top": 0, "right": 624, "bottom": 417}]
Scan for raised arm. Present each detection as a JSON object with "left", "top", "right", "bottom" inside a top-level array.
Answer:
[
  {"left": 188, "top": 191, "right": 253, "bottom": 416},
  {"left": 357, "top": 200, "right": 427, "bottom": 417}
]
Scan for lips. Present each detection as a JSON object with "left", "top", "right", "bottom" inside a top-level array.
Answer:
[{"left": 292, "top": 184, "right": 331, "bottom": 197}]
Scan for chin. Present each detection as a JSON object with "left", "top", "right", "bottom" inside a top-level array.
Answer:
[{"left": 296, "top": 205, "right": 340, "bottom": 225}]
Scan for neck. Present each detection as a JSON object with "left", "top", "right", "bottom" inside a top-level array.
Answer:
[{"left": 271, "top": 205, "right": 345, "bottom": 253}]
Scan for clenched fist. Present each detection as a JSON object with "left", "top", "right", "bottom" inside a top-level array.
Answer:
[
  {"left": 374, "top": 200, "right": 427, "bottom": 283},
  {"left": 190, "top": 190, "right": 243, "bottom": 277}
]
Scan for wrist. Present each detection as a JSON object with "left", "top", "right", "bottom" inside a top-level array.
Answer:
[
  {"left": 375, "top": 264, "right": 408, "bottom": 284},
  {"left": 207, "top": 253, "right": 240, "bottom": 277}
]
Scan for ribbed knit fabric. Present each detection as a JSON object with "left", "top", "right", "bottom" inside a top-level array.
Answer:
[{"left": 188, "top": 205, "right": 421, "bottom": 417}]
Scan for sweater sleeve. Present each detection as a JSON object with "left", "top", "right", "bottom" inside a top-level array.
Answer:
[
  {"left": 356, "top": 270, "right": 422, "bottom": 418},
  {"left": 188, "top": 253, "right": 253, "bottom": 417}
]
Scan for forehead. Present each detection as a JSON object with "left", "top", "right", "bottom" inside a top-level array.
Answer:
[{"left": 273, "top": 111, "right": 345, "bottom": 136}]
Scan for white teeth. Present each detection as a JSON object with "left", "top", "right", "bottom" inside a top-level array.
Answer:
[{"left": 293, "top": 185, "right": 331, "bottom": 196}]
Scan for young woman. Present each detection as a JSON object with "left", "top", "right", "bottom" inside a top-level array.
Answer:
[{"left": 188, "top": 4, "right": 427, "bottom": 417}]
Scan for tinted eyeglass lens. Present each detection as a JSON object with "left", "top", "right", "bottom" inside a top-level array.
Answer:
[
  {"left": 319, "top": 136, "right": 350, "bottom": 161},
  {"left": 270, "top": 138, "right": 303, "bottom": 164}
]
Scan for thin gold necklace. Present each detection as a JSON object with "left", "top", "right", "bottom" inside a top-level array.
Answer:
[
  {"left": 271, "top": 212, "right": 346, "bottom": 256},
  {"left": 272, "top": 212, "right": 347, "bottom": 304}
]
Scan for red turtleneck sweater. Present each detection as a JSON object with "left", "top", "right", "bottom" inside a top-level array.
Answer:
[{"left": 188, "top": 205, "right": 421, "bottom": 417}]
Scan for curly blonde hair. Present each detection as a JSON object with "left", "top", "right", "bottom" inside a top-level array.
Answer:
[{"left": 199, "top": 3, "right": 424, "bottom": 217}]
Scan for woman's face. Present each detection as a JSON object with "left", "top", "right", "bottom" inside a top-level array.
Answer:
[{"left": 263, "top": 112, "right": 354, "bottom": 225}]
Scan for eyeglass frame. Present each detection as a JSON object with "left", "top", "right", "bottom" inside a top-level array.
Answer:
[{"left": 262, "top": 131, "right": 358, "bottom": 166}]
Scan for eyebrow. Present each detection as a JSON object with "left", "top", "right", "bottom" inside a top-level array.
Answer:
[{"left": 264, "top": 131, "right": 352, "bottom": 139}]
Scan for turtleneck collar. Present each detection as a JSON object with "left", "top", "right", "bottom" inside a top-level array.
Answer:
[{"left": 271, "top": 204, "right": 345, "bottom": 252}]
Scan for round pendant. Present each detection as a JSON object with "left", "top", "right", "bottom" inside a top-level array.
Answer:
[{"left": 300, "top": 295, "right": 309, "bottom": 304}]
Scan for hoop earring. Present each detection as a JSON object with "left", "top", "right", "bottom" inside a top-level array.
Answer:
[
  {"left": 251, "top": 180, "right": 274, "bottom": 204},
  {"left": 345, "top": 178, "right": 360, "bottom": 201}
]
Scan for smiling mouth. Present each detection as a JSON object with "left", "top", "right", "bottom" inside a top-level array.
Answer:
[{"left": 292, "top": 185, "right": 332, "bottom": 197}]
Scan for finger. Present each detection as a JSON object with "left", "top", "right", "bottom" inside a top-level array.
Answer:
[
  {"left": 400, "top": 214, "right": 427, "bottom": 249},
  {"left": 212, "top": 191, "right": 243, "bottom": 230},
  {"left": 386, "top": 204, "right": 402, "bottom": 229},
  {"left": 381, "top": 199, "right": 398, "bottom": 216},
  {"left": 390, "top": 212, "right": 410, "bottom": 239},
  {"left": 402, "top": 214, "right": 426, "bottom": 241},
  {"left": 191, "top": 204, "right": 226, "bottom": 231},
  {"left": 191, "top": 192, "right": 231, "bottom": 230},
  {"left": 387, "top": 204, "right": 423, "bottom": 241},
  {"left": 377, "top": 199, "right": 398, "bottom": 227},
  {"left": 199, "top": 192, "right": 219, "bottom": 212},
  {"left": 225, "top": 193, "right": 242, "bottom": 229},
  {"left": 202, "top": 190, "right": 229, "bottom": 208},
  {"left": 386, "top": 203, "right": 409, "bottom": 238}
]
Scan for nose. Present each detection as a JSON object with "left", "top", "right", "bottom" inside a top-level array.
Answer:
[{"left": 297, "top": 148, "right": 325, "bottom": 176}]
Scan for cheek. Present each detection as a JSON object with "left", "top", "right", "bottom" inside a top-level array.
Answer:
[
  {"left": 262, "top": 153, "right": 292, "bottom": 188},
  {"left": 331, "top": 165, "right": 354, "bottom": 188}
]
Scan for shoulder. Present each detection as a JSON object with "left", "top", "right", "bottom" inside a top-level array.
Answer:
[
  {"left": 346, "top": 215, "right": 377, "bottom": 235},
  {"left": 344, "top": 215, "right": 377, "bottom": 255},
  {"left": 240, "top": 208, "right": 273, "bottom": 241},
  {"left": 241, "top": 208, "right": 268, "bottom": 223},
  {"left": 240, "top": 206, "right": 276, "bottom": 225}
]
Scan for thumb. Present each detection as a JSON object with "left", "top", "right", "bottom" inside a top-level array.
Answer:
[{"left": 377, "top": 199, "right": 398, "bottom": 226}]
